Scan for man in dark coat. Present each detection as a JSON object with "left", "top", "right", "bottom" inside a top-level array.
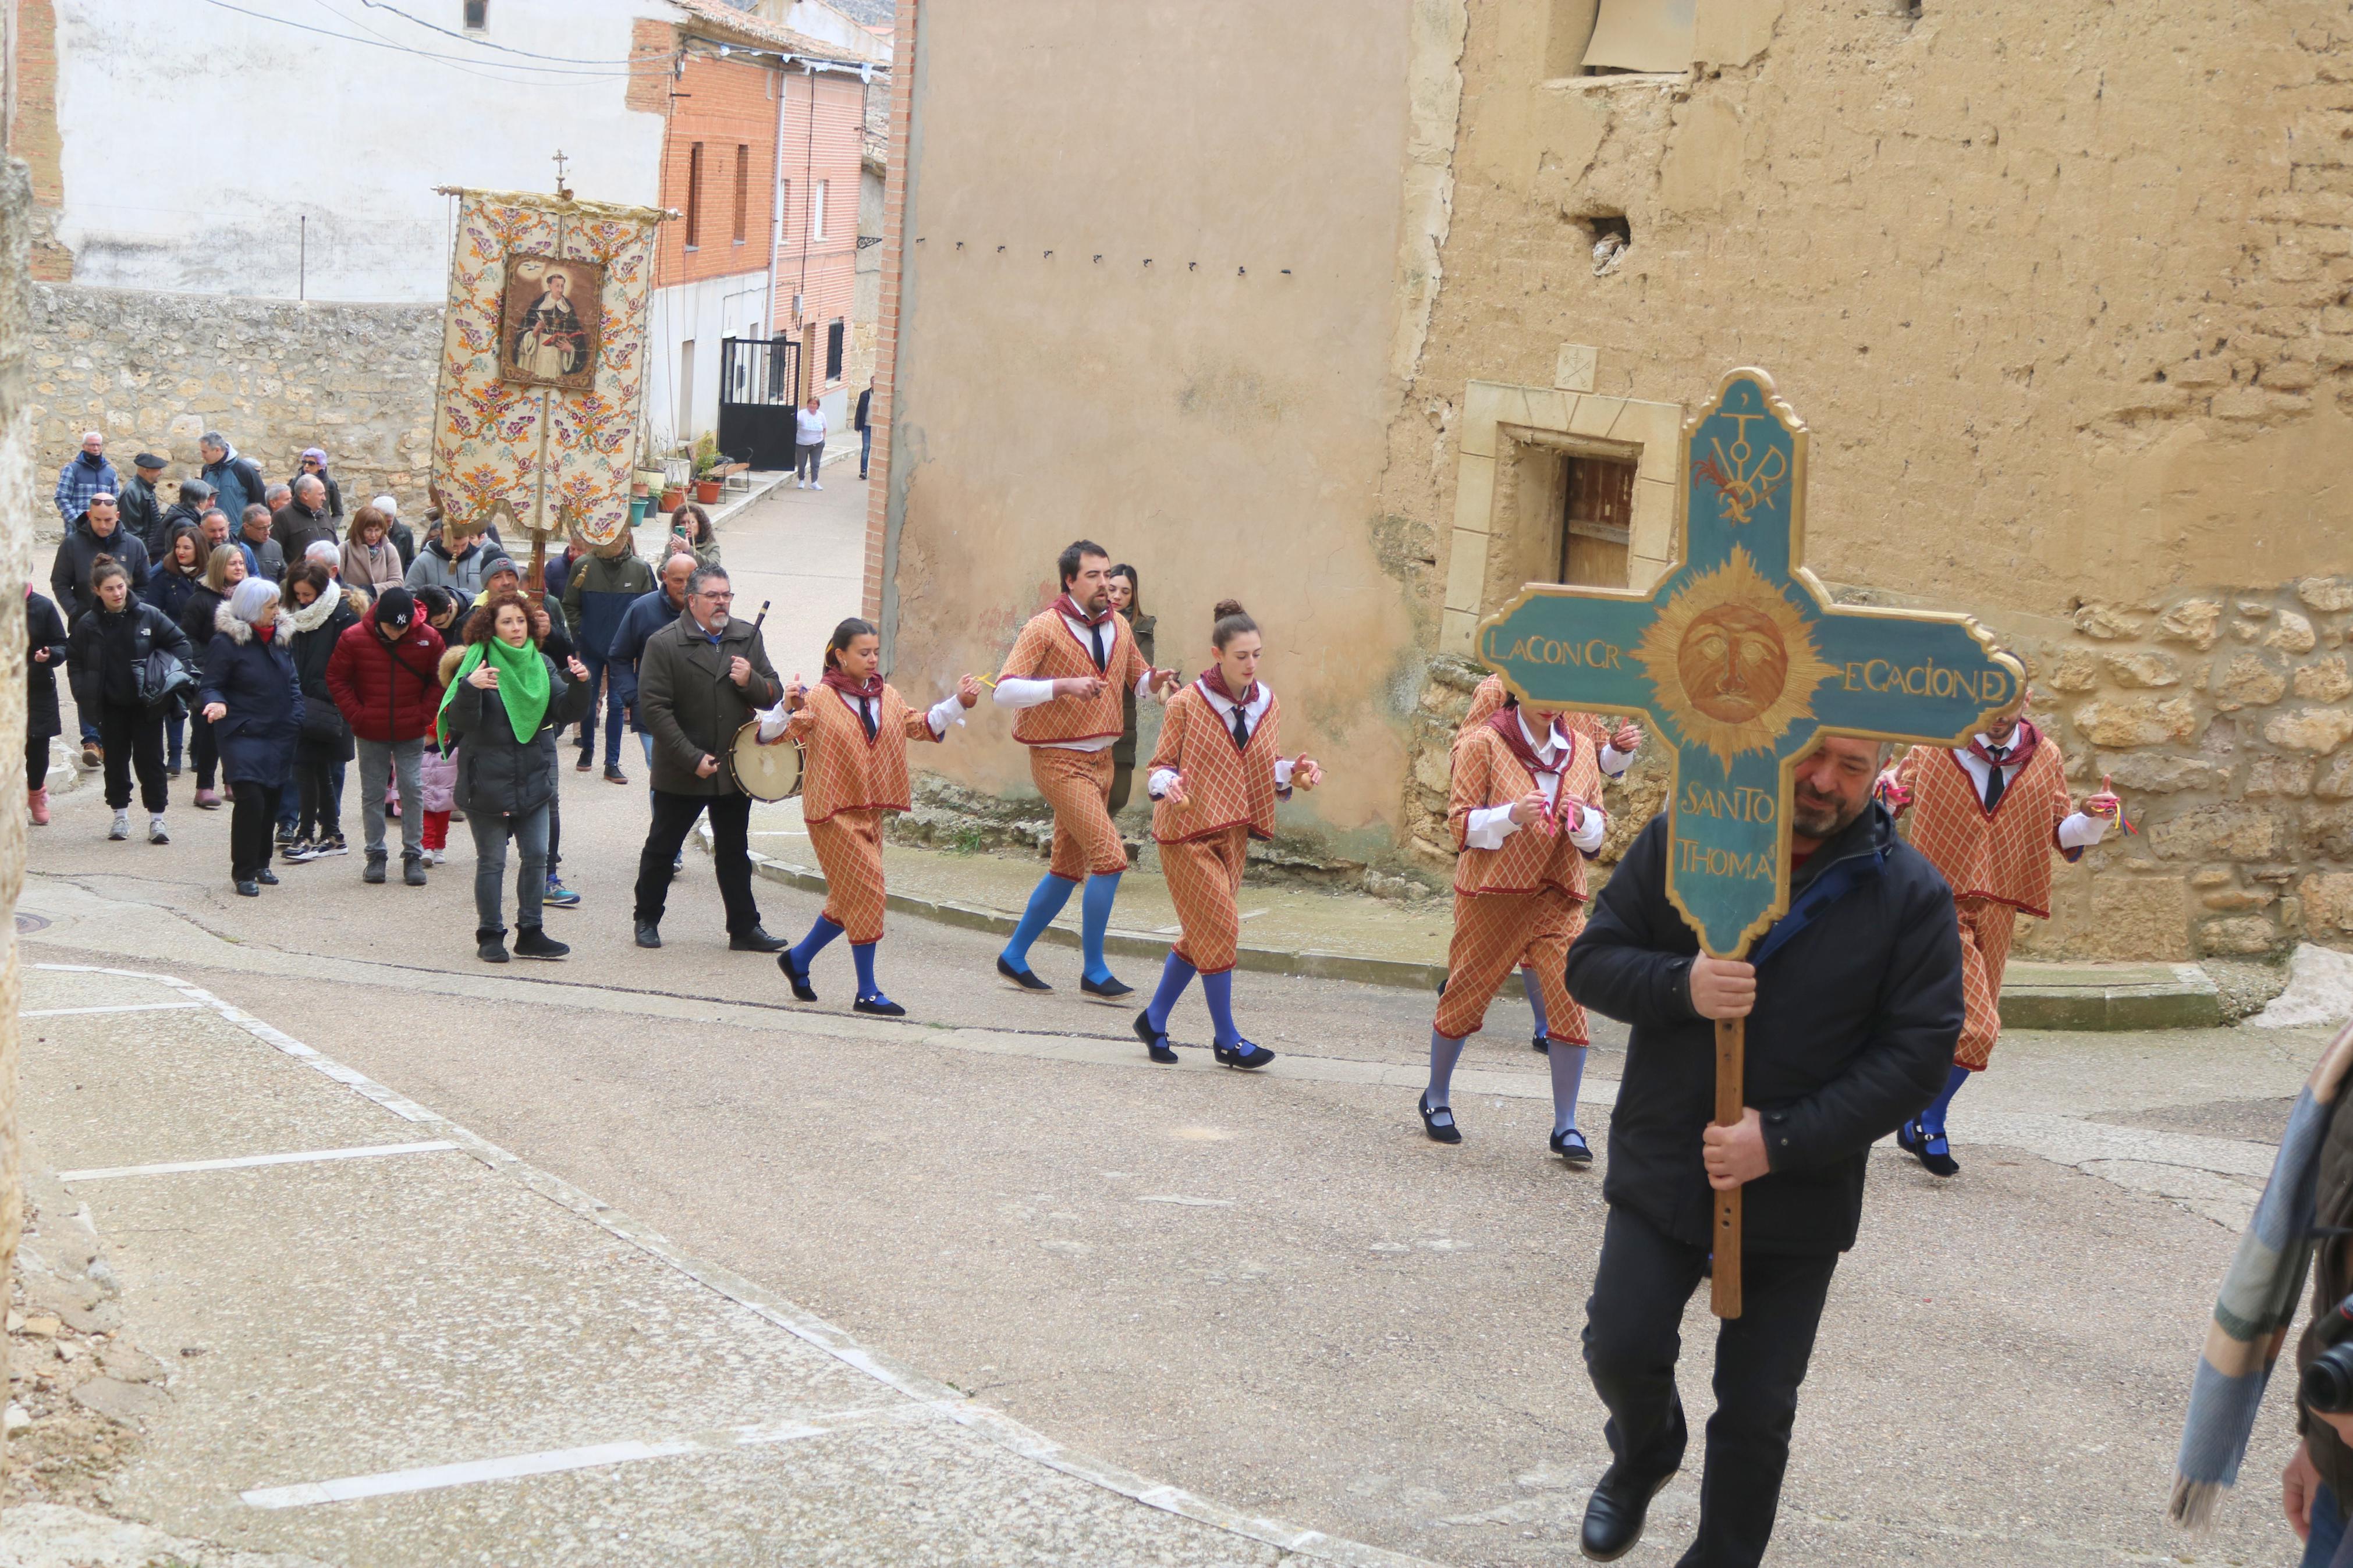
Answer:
[
  {"left": 629, "top": 564, "right": 787, "bottom": 952},
  {"left": 1563, "top": 733, "right": 1964, "bottom": 1568},
  {"left": 562, "top": 538, "right": 655, "bottom": 783},
  {"left": 608, "top": 552, "right": 695, "bottom": 778},
  {"left": 159, "top": 478, "right": 216, "bottom": 556},
  {"left": 49, "top": 493, "right": 150, "bottom": 623},
  {"left": 272, "top": 475, "right": 339, "bottom": 559},
  {"left": 118, "top": 452, "right": 168, "bottom": 555}
]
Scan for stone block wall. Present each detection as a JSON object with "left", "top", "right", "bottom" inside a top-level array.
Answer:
[
  {"left": 24, "top": 283, "right": 437, "bottom": 534},
  {"left": 2004, "top": 577, "right": 2353, "bottom": 963}
]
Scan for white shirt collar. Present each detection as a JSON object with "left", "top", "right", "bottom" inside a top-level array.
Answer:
[
  {"left": 1196, "top": 677, "right": 1271, "bottom": 720},
  {"left": 1518, "top": 712, "right": 1563, "bottom": 770}
]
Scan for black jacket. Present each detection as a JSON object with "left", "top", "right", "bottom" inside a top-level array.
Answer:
[
  {"left": 284, "top": 592, "right": 360, "bottom": 763},
  {"left": 49, "top": 515, "right": 151, "bottom": 623},
  {"left": 272, "top": 500, "right": 338, "bottom": 560},
  {"left": 24, "top": 590, "right": 69, "bottom": 739},
  {"left": 1564, "top": 804, "right": 1964, "bottom": 1257},
  {"left": 442, "top": 653, "right": 592, "bottom": 818},
  {"left": 119, "top": 472, "right": 165, "bottom": 555},
  {"left": 66, "top": 600, "right": 192, "bottom": 714}
]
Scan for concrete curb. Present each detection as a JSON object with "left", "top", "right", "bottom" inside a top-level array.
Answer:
[{"left": 711, "top": 835, "right": 2230, "bottom": 1029}]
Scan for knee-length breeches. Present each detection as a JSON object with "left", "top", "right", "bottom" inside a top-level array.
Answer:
[
  {"left": 1163, "top": 824, "right": 1250, "bottom": 975},
  {"left": 1031, "top": 746, "right": 1128, "bottom": 880},
  {"left": 809, "top": 808, "right": 889, "bottom": 944},
  {"left": 1436, "top": 884, "right": 1589, "bottom": 1046},
  {"left": 1954, "top": 895, "right": 2016, "bottom": 1072}
]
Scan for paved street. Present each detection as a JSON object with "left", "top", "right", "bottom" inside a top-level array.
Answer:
[{"left": 12, "top": 474, "right": 2334, "bottom": 1565}]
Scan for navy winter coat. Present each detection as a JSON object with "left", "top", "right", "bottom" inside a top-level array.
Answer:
[
  {"left": 24, "top": 590, "right": 69, "bottom": 740},
  {"left": 198, "top": 607, "right": 304, "bottom": 788},
  {"left": 1564, "top": 802, "right": 1964, "bottom": 1257}
]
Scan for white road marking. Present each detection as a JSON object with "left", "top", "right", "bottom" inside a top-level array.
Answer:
[
  {"left": 58, "top": 1142, "right": 459, "bottom": 1183},
  {"left": 23, "top": 1001, "right": 203, "bottom": 1018},
  {"left": 1138, "top": 1195, "right": 1234, "bottom": 1207},
  {"left": 242, "top": 1406, "right": 913, "bottom": 1508}
]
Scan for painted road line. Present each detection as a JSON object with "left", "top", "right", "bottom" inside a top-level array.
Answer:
[
  {"left": 242, "top": 1406, "right": 915, "bottom": 1509},
  {"left": 1138, "top": 1196, "right": 1234, "bottom": 1208},
  {"left": 23, "top": 1001, "right": 203, "bottom": 1018},
  {"left": 59, "top": 1142, "right": 460, "bottom": 1183}
]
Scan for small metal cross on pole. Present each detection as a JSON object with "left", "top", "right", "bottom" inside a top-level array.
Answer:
[{"left": 552, "top": 149, "right": 572, "bottom": 200}]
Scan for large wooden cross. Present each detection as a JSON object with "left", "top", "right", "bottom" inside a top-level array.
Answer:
[{"left": 1477, "top": 368, "right": 2019, "bottom": 1317}]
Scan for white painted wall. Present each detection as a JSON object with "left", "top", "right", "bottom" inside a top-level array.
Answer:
[
  {"left": 753, "top": 0, "right": 889, "bottom": 61},
  {"left": 51, "top": 0, "right": 668, "bottom": 301},
  {"left": 648, "top": 271, "right": 773, "bottom": 454}
]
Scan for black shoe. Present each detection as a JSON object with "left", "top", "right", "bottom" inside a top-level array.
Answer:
[
  {"left": 235, "top": 879, "right": 259, "bottom": 897},
  {"left": 854, "top": 995, "right": 906, "bottom": 1017},
  {"left": 1551, "top": 1127, "right": 1594, "bottom": 1168},
  {"left": 1533, "top": 1034, "right": 1550, "bottom": 1054},
  {"left": 1418, "top": 1093, "right": 1461, "bottom": 1144},
  {"left": 364, "top": 854, "right": 387, "bottom": 884},
  {"left": 477, "top": 930, "right": 509, "bottom": 963},
  {"left": 513, "top": 926, "right": 570, "bottom": 961},
  {"left": 730, "top": 926, "right": 789, "bottom": 954},
  {"left": 1080, "top": 973, "right": 1135, "bottom": 1004},
  {"left": 403, "top": 855, "right": 427, "bottom": 887},
  {"left": 604, "top": 763, "right": 629, "bottom": 785},
  {"left": 274, "top": 823, "right": 296, "bottom": 847},
  {"left": 1579, "top": 1465, "right": 1676, "bottom": 1562},
  {"left": 574, "top": 752, "right": 594, "bottom": 773},
  {"left": 1213, "top": 1040, "right": 1275, "bottom": 1071},
  {"left": 1134, "top": 1009, "right": 1179, "bottom": 1065},
  {"left": 996, "top": 954, "right": 1052, "bottom": 992},
  {"left": 254, "top": 867, "right": 279, "bottom": 886},
  {"left": 634, "top": 919, "right": 662, "bottom": 950},
  {"left": 777, "top": 947, "right": 817, "bottom": 1001},
  {"left": 1901, "top": 1119, "right": 1961, "bottom": 1178}
]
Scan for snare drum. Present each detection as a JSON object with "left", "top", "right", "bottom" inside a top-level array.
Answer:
[{"left": 728, "top": 719, "right": 804, "bottom": 802}]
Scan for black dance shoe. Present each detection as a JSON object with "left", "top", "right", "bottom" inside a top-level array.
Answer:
[
  {"left": 853, "top": 995, "right": 906, "bottom": 1018},
  {"left": 1579, "top": 1464, "right": 1676, "bottom": 1562},
  {"left": 1213, "top": 1040, "right": 1275, "bottom": 1071},
  {"left": 1532, "top": 1034, "right": 1550, "bottom": 1054},
  {"left": 996, "top": 955, "right": 1052, "bottom": 992},
  {"left": 1550, "top": 1128, "right": 1593, "bottom": 1168},
  {"left": 1133, "top": 1010, "right": 1179, "bottom": 1065},
  {"left": 1080, "top": 973, "right": 1134, "bottom": 1004},
  {"left": 1900, "top": 1118, "right": 1961, "bottom": 1178},
  {"left": 1418, "top": 1093, "right": 1461, "bottom": 1144},
  {"left": 777, "top": 947, "right": 818, "bottom": 1001}
]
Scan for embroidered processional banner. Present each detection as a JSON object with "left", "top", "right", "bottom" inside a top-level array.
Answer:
[{"left": 430, "top": 188, "right": 664, "bottom": 548}]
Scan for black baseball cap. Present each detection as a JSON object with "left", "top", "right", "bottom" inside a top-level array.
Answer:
[{"left": 374, "top": 586, "right": 416, "bottom": 632}]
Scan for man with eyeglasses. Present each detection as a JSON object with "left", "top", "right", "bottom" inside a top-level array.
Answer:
[{"left": 629, "top": 564, "right": 790, "bottom": 952}]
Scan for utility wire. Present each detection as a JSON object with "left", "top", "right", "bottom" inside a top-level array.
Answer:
[
  {"left": 194, "top": 0, "right": 677, "bottom": 79},
  {"left": 353, "top": 0, "right": 658, "bottom": 64}
]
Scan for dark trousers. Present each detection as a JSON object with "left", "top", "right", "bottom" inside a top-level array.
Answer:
[
  {"left": 27, "top": 735, "right": 50, "bottom": 791},
  {"left": 859, "top": 425, "right": 872, "bottom": 477},
  {"left": 98, "top": 702, "right": 167, "bottom": 812},
  {"left": 1581, "top": 1204, "right": 1838, "bottom": 1568},
  {"left": 572, "top": 649, "right": 626, "bottom": 767},
  {"left": 166, "top": 712, "right": 185, "bottom": 767},
  {"left": 189, "top": 709, "right": 218, "bottom": 790},
  {"left": 296, "top": 758, "right": 340, "bottom": 840},
  {"left": 634, "top": 789, "right": 759, "bottom": 936},
  {"left": 229, "top": 781, "right": 282, "bottom": 879}
]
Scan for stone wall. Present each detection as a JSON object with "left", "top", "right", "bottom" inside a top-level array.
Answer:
[
  {"left": 24, "top": 284, "right": 437, "bottom": 532},
  {"left": 2002, "top": 578, "right": 2353, "bottom": 962},
  {"left": 2, "top": 158, "right": 40, "bottom": 1469}
]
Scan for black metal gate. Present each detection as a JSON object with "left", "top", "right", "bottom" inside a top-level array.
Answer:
[{"left": 716, "top": 336, "right": 803, "bottom": 471}]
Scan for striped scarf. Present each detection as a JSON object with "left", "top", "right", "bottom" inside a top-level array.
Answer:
[{"left": 2174, "top": 1018, "right": 2353, "bottom": 1527}]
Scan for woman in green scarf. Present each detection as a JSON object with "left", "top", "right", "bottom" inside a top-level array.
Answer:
[{"left": 439, "top": 592, "right": 592, "bottom": 963}]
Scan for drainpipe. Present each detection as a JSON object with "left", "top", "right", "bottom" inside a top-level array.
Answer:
[
  {"left": 796, "top": 61, "right": 818, "bottom": 400},
  {"left": 765, "top": 55, "right": 790, "bottom": 349}
]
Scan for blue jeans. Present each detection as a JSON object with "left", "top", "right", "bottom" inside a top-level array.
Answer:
[
  {"left": 572, "top": 649, "right": 626, "bottom": 767},
  {"left": 469, "top": 803, "right": 548, "bottom": 936},
  {"left": 860, "top": 425, "right": 872, "bottom": 477},
  {"left": 2309, "top": 1480, "right": 2346, "bottom": 1566}
]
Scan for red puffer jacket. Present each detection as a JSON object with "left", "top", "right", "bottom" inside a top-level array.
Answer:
[{"left": 325, "top": 615, "right": 448, "bottom": 744}]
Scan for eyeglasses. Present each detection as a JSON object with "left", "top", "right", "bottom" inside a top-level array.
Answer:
[{"left": 697, "top": 590, "right": 734, "bottom": 602}]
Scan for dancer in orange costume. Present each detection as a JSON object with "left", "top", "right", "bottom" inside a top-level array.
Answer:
[
  {"left": 766, "top": 618, "right": 981, "bottom": 1016},
  {"left": 1877, "top": 687, "right": 2118, "bottom": 1175},
  {"left": 1454, "top": 672, "right": 1641, "bottom": 1055},
  {"left": 1422, "top": 698, "right": 1609, "bottom": 1164},
  {"left": 1133, "top": 600, "right": 1321, "bottom": 1071}
]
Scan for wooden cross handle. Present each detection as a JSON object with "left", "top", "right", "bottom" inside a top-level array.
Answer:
[{"left": 1712, "top": 1014, "right": 1745, "bottom": 1320}]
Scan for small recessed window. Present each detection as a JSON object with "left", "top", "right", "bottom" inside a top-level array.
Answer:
[
  {"left": 462, "top": 0, "right": 488, "bottom": 30},
  {"left": 733, "top": 144, "right": 749, "bottom": 244},
  {"left": 1559, "top": 455, "right": 1636, "bottom": 588},
  {"left": 811, "top": 180, "right": 828, "bottom": 241},
  {"left": 825, "top": 319, "right": 844, "bottom": 383}
]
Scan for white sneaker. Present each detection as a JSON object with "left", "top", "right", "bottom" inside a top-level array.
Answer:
[
  {"left": 148, "top": 815, "right": 168, "bottom": 845},
  {"left": 811, "top": 482, "right": 824, "bottom": 491},
  {"left": 108, "top": 809, "right": 129, "bottom": 841}
]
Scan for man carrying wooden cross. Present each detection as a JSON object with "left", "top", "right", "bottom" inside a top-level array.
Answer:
[{"left": 1564, "top": 731, "right": 1960, "bottom": 1563}]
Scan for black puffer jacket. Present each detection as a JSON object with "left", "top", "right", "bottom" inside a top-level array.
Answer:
[
  {"left": 25, "top": 589, "right": 69, "bottom": 740},
  {"left": 441, "top": 652, "right": 591, "bottom": 818},
  {"left": 67, "top": 600, "right": 192, "bottom": 713},
  {"left": 282, "top": 588, "right": 360, "bottom": 764},
  {"left": 1564, "top": 803, "right": 1964, "bottom": 1257}
]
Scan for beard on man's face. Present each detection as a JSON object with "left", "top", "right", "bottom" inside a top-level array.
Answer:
[{"left": 1791, "top": 779, "right": 1866, "bottom": 841}]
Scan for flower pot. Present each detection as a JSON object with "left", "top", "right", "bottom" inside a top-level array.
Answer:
[
  {"left": 628, "top": 496, "right": 651, "bottom": 527},
  {"left": 634, "top": 468, "right": 665, "bottom": 492},
  {"left": 659, "top": 488, "right": 685, "bottom": 513},
  {"left": 630, "top": 481, "right": 650, "bottom": 498},
  {"left": 694, "top": 479, "right": 723, "bottom": 504}
]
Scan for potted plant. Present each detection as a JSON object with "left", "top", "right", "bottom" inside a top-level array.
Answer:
[
  {"left": 659, "top": 483, "right": 686, "bottom": 512},
  {"left": 691, "top": 432, "right": 724, "bottom": 504}
]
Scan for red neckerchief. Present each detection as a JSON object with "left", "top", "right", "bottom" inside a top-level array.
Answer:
[
  {"left": 1052, "top": 592, "right": 1114, "bottom": 629},
  {"left": 1487, "top": 709, "right": 1570, "bottom": 778},
  {"left": 1199, "top": 666, "right": 1259, "bottom": 711},
  {"left": 820, "top": 669, "right": 884, "bottom": 701},
  {"left": 1968, "top": 719, "right": 2038, "bottom": 771}
]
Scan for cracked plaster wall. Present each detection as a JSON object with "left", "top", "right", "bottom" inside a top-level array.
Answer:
[{"left": 1381, "top": 0, "right": 2353, "bottom": 958}]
